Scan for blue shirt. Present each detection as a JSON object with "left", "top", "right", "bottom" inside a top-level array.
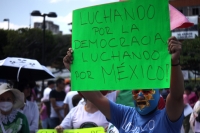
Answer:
[{"left": 108, "top": 101, "right": 183, "bottom": 133}]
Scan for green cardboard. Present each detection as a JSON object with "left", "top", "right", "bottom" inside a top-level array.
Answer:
[{"left": 72, "top": 0, "right": 171, "bottom": 91}]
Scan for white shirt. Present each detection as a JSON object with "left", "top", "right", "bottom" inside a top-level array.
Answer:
[
  {"left": 60, "top": 104, "right": 109, "bottom": 129},
  {"left": 43, "top": 87, "right": 52, "bottom": 100},
  {"left": 63, "top": 91, "right": 78, "bottom": 111},
  {"left": 105, "top": 91, "right": 119, "bottom": 133},
  {"left": 50, "top": 101, "right": 65, "bottom": 118},
  {"left": 107, "top": 123, "right": 119, "bottom": 133},
  {"left": 190, "top": 100, "right": 200, "bottom": 132},
  {"left": 106, "top": 91, "right": 117, "bottom": 102},
  {"left": 19, "top": 101, "right": 39, "bottom": 132},
  {"left": 78, "top": 91, "right": 117, "bottom": 106}
]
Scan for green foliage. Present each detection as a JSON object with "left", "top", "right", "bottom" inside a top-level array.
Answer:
[
  {"left": 0, "top": 28, "right": 71, "bottom": 69},
  {"left": 181, "top": 37, "right": 200, "bottom": 73}
]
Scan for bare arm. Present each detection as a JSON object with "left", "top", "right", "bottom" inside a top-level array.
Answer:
[
  {"left": 64, "top": 104, "right": 69, "bottom": 116},
  {"left": 39, "top": 105, "right": 44, "bottom": 115},
  {"left": 166, "top": 37, "right": 184, "bottom": 121},
  {"left": 63, "top": 49, "right": 111, "bottom": 119}
]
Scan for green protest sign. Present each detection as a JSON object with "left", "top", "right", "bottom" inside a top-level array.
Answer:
[
  {"left": 37, "top": 127, "right": 105, "bottom": 133},
  {"left": 72, "top": 0, "right": 171, "bottom": 91}
]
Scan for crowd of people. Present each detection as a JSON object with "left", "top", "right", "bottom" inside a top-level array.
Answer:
[
  {"left": 0, "top": 1, "right": 197, "bottom": 133},
  {"left": 1, "top": 76, "right": 200, "bottom": 133}
]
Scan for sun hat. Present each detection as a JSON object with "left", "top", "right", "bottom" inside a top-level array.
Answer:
[{"left": 0, "top": 83, "right": 24, "bottom": 109}]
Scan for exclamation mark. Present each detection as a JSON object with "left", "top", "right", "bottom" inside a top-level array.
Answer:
[{"left": 166, "top": 64, "right": 169, "bottom": 82}]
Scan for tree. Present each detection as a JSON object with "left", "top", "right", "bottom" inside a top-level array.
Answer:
[
  {"left": 0, "top": 28, "right": 71, "bottom": 69},
  {"left": 181, "top": 37, "right": 200, "bottom": 74}
]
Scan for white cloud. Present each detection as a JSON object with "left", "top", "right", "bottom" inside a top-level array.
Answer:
[
  {"left": 50, "top": 0, "right": 63, "bottom": 3},
  {"left": 89, "top": 0, "right": 99, "bottom": 2},
  {"left": 0, "top": 22, "right": 28, "bottom": 30}
]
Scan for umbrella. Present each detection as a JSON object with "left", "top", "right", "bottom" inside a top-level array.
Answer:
[{"left": 0, "top": 57, "right": 55, "bottom": 81}]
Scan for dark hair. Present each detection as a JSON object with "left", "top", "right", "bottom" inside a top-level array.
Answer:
[
  {"left": 56, "top": 78, "right": 64, "bottom": 86},
  {"left": 47, "top": 80, "right": 55, "bottom": 86},
  {"left": 29, "top": 81, "right": 36, "bottom": 88},
  {"left": 14, "top": 81, "right": 29, "bottom": 92},
  {"left": 14, "top": 81, "right": 32, "bottom": 100},
  {"left": 72, "top": 94, "right": 82, "bottom": 107},
  {"left": 185, "top": 86, "right": 192, "bottom": 92}
]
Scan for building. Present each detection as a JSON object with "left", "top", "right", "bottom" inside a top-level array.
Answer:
[
  {"left": 170, "top": 0, "right": 200, "bottom": 39},
  {"left": 34, "top": 21, "right": 62, "bottom": 35},
  {"left": 169, "top": 0, "right": 200, "bottom": 17}
]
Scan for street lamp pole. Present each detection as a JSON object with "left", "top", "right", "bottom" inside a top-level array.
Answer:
[
  {"left": 42, "top": 15, "right": 46, "bottom": 65},
  {"left": 3, "top": 19, "right": 9, "bottom": 30},
  {"left": 31, "top": 11, "right": 57, "bottom": 96}
]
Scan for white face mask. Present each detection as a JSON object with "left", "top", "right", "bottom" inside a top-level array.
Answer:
[{"left": 0, "top": 102, "right": 13, "bottom": 112}]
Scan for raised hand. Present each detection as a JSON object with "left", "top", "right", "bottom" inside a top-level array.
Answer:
[
  {"left": 63, "top": 48, "right": 73, "bottom": 71},
  {"left": 168, "top": 36, "right": 182, "bottom": 65}
]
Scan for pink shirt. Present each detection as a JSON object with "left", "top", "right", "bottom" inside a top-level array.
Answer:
[
  {"left": 183, "top": 92, "right": 198, "bottom": 108},
  {"left": 40, "top": 103, "right": 48, "bottom": 120}
]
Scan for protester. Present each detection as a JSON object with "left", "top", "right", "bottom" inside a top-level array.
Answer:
[
  {"left": 183, "top": 85, "right": 198, "bottom": 133},
  {"left": 184, "top": 86, "right": 198, "bottom": 108},
  {"left": 29, "top": 81, "right": 39, "bottom": 102},
  {"left": 41, "top": 80, "right": 55, "bottom": 127},
  {"left": 63, "top": 91, "right": 78, "bottom": 116},
  {"left": 0, "top": 83, "right": 29, "bottom": 133},
  {"left": 16, "top": 81, "right": 39, "bottom": 133},
  {"left": 71, "top": 94, "right": 82, "bottom": 107},
  {"left": 190, "top": 86, "right": 200, "bottom": 133},
  {"left": 64, "top": 78, "right": 71, "bottom": 94},
  {"left": 49, "top": 78, "right": 66, "bottom": 129},
  {"left": 40, "top": 97, "right": 49, "bottom": 129},
  {"left": 63, "top": 36, "right": 184, "bottom": 133},
  {"left": 55, "top": 98, "right": 109, "bottom": 132},
  {"left": 43, "top": 80, "right": 55, "bottom": 100}
]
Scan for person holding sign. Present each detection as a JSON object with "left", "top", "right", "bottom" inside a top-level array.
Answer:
[
  {"left": 55, "top": 97, "right": 109, "bottom": 132},
  {"left": 63, "top": 36, "right": 184, "bottom": 133}
]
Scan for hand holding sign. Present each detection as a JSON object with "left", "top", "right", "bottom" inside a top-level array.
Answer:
[
  {"left": 70, "top": 0, "right": 171, "bottom": 91},
  {"left": 168, "top": 36, "right": 182, "bottom": 65},
  {"left": 63, "top": 48, "right": 73, "bottom": 71}
]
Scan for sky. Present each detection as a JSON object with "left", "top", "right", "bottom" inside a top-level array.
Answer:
[{"left": 0, "top": 0, "right": 119, "bottom": 34}]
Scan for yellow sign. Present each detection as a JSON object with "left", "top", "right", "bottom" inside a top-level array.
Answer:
[{"left": 37, "top": 127, "right": 105, "bottom": 133}]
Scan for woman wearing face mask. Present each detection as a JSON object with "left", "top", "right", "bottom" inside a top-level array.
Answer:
[
  {"left": 0, "top": 83, "right": 29, "bottom": 133},
  {"left": 15, "top": 81, "right": 39, "bottom": 133}
]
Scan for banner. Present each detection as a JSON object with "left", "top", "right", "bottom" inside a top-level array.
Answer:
[
  {"left": 72, "top": 0, "right": 171, "bottom": 91},
  {"left": 172, "top": 16, "right": 198, "bottom": 39},
  {"left": 37, "top": 127, "right": 105, "bottom": 133}
]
